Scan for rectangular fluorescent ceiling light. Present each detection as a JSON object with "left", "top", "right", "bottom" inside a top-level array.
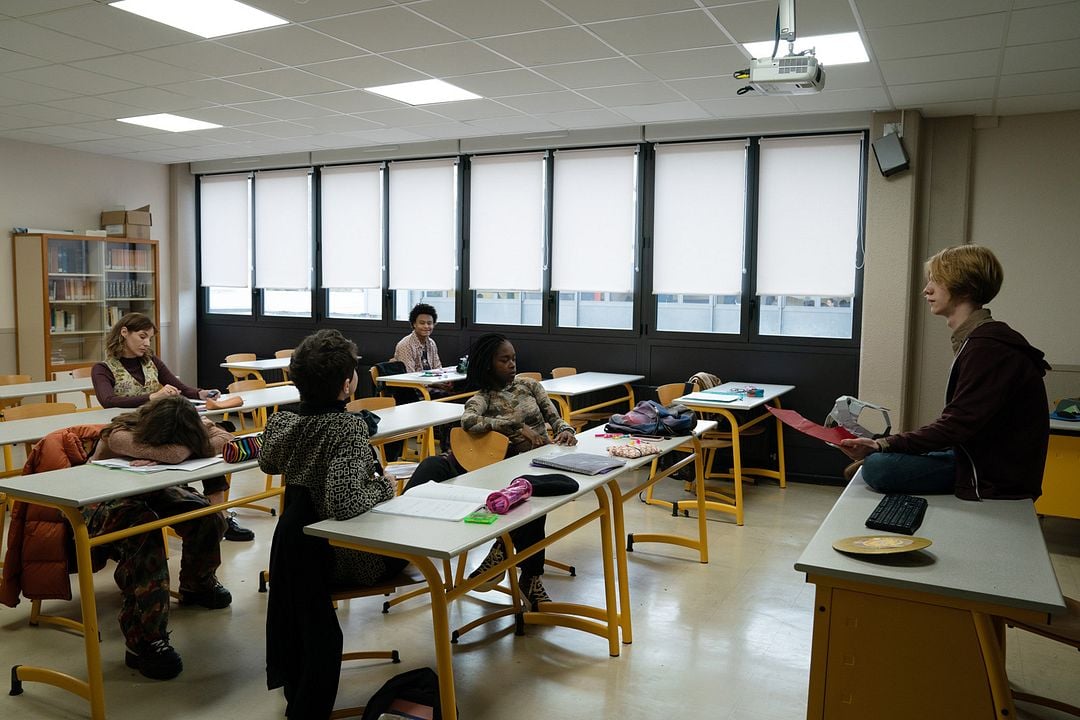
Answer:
[
  {"left": 743, "top": 31, "right": 869, "bottom": 66},
  {"left": 118, "top": 113, "right": 222, "bottom": 132},
  {"left": 110, "top": 0, "right": 287, "bottom": 38},
  {"left": 365, "top": 79, "right": 481, "bottom": 105}
]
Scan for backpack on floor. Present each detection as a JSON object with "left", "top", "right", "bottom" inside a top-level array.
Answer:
[{"left": 361, "top": 667, "right": 445, "bottom": 720}]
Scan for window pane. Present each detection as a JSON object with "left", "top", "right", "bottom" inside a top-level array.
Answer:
[
  {"left": 254, "top": 169, "right": 311, "bottom": 293},
  {"left": 321, "top": 164, "right": 382, "bottom": 291},
  {"left": 262, "top": 288, "right": 311, "bottom": 317},
  {"left": 200, "top": 174, "right": 250, "bottom": 290},
  {"left": 757, "top": 134, "right": 861, "bottom": 338},
  {"left": 328, "top": 288, "right": 382, "bottom": 319},
  {"left": 393, "top": 289, "right": 455, "bottom": 322},
  {"left": 758, "top": 295, "right": 853, "bottom": 338},
  {"left": 657, "top": 294, "right": 742, "bottom": 334},
  {"left": 207, "top": 286, "right": 251, "bottom": 315},
  {"left": 474, "top": 290, "right": 543, "bottom": 326},
  {"left": 552, "top": 147, "right": 637, "bottom": 330},
  {"left": 470, "top": 153, "right": 544, "bottom": 291}
]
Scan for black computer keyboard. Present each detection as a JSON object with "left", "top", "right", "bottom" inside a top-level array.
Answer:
[{"left": 865, "top": 494, "right": 928, "bottom": 535}]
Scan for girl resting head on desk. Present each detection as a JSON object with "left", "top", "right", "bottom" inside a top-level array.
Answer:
[
  {"left": 88, "top": 395, "right": 233, "bottom": 680},
  {"left": 91, "top": 311, "right": 252, "bottom": 541},
  {"left": 406, "top": 332, "right": 577, "bottom": 611}
]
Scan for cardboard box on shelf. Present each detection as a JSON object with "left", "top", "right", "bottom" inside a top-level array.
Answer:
[{"left": 101, "top": 205, "right": 152, "bottom": 232}]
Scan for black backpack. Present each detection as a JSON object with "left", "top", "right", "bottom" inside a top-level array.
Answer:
[{"left": 360, "top": 667, "right": 446, "bottom": 720}]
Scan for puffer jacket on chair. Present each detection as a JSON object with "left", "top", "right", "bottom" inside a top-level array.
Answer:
[{"left": 0, "top": 424, "right": 107, "bottom": 607}]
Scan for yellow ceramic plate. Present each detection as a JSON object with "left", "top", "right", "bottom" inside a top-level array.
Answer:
[{"left": 832, "top": 535, "right": 932, "bottom": 555}]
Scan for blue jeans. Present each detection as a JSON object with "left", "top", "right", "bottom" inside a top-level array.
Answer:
[{"left": 861, "top": 450, "right": 956, "bottom": 495}]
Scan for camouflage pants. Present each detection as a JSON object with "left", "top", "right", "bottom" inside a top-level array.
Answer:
[{"left": 83, "top": 486, "right": 226, "bottom": 650}]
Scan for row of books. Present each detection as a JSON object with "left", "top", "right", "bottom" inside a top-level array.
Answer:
[
  {"left": 48, "top": 277, "right": 97, "bottom": 301},
  {"left": 105, "top": 279, "right": 151, "bottom": 298},
  {"left": 50, "top": 307, "right": 82, "bottom": 333},
  {"left": 105, "top": 247, "right": 153, "bottom": 272},
  {"left": 47, "top": 246, "right": 88, "bottom": 274}
]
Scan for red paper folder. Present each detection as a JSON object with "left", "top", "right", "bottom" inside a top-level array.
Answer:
[{"left": 765, "top": 406, "right": 856, "bottom": 445}]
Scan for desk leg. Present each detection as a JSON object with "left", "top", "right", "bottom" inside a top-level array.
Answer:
[
  {"left": 414, "top": 555, "right": 458, "bottom": 720},
  {"left": 423, "top": 427, "right": 436, "bottom": 458},
  {"left": 691, "top": 437, "right": 709, "bottom": 561},
  {"left": 772, "top": 398, "right": 787, "bottom": 488},
  {"left": 720, "top": 410, "right": 745, "bottom": 527},
  {"left": 972, "top": 611, "right": 1017, "bottom": 719},
  {"left": 609, "top": 479, "right": 634, "bottom": 645}
]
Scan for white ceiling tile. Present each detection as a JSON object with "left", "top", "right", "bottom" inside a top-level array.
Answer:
[
  {"left": 479, "top": 27, "right": 618, "bottom": 65},
  {"left": 497, "top": 91, "right": 600, "bottom": 113},
  {"left": 68, "top": 119, "right": 162, "bottom": 137},
  {"left": 3, "top": 103, "right": 98, "bottom": 124},
  {"left": 1003, "top": 38, "right": 1080, "bottom": 75},
  {"left": 119, "top": 149, "right": 193, "bottom": 163},
  {"left": 70, "top": 55, "right": 207, "bottom": 86},
  {"left": 343, "top": 127, "right": 432, "bottom": 144},
  {"left": 411, "top": 122, "right": 490, "bottom": 139},
  {"left": 295, "top": 89, "right": 403, "bottom": 113},
  {"left": 217, "top": 25, "right": 366, "bottom": 67},
  {"left": 998, "top": 67, "right": 1080, "bottom": 97},
  {"left": 24, "top": 124, "right": 116, "bottom": 141},
  {"left": 0, "top": 48, "right": 50, "bottom": 73},
  {"left": 139, "top": 42, "right": 283, "bottom": 77},
  {"left": 354, "top": 106, "right": 448, "bottom": 126},
  {"left": 244, "top": 0, "right": 393, "bottom": 23},
  {"left": 918, "top": 99, "right": 995, "bottom": 117},
  {"left": 445, "top": 68, "right": 563, "bottom": 96},
  {"left": 880, "top": 50, "right": 1001, "bottom": 85},
  {"left": 1009, "top": 3, "right": 1080, "bottom": 46},
  {"left": 241, "top": 121, "right": 317, "bottom": 138},
  {"left": 535, "top": 58, "right": 657, "bottom": 88},
  {"left": 161, "top": 79, "right": 278, "bottom": 104},
  {"left": 385, "top": 42, "right": 517, "bottom": 77},
  {"left": 95, "top": 87, "right": 208, "bottom": 113},
  {"left": 412, "top": 0, "right": 571, "bottom": 38},
  {"left": 546, "top": 0, "right": 698, "bottom": 24},
  {"left": 297, "top": 114, "right": 383, "bottom": 133},
  {"left": 8, "top": 65, "right": 138, "bottom": 95},
  {"left": 466, "top": 115, "right": 563, "bottom": 133},
  {"left": 615, "top": 100, "right": 710, "bottom": 122},
  {"left": 422, "top": 98, "right": 519, "bottom": 121},
  {"left": 227, "top": 68, "right": 350, "bottom": 95},
  {"left": 540, "top": 108, "right": 636, "bottom": 128},
  {"left": 130, "top": 131, "right": 221, "bottom": 149},
  {"left": 889, "top": 77, "right": 997, "bottom": 106},
  {"left": 1, "top": 128, "right": 74, "bottom": 144},
  {"left": 578, "top": 82, "right": 684, "bottom": 106},
  {"left": 195, "top": 127, "right": 276, "bottom": 144},
  {"left": 668, "top": 76, "right": 744, "bottom": 101},
  {"left": 183, "top": 106, "right": 276, "bottom": 126},
  {"left": 698, "top": 94, "right": 799, "bottom": 117},
  {"left": 853, "top": 0, "right": 1012, "bottom": 29},
  {"left": 43, "top": 96, "right": 145, "bottom": 119},
  {"left": 869, "top": 15, "right": 1009, "bottom": 61},
  {"left": 229, "top": 98, "right": 337, "bottom": 120},
  {"left": 0, "top": 76, "right": 78, "bottom": 105},
  {"left": 301, "top": 56, "right": 427, "bottom": 88},
  {"left": 823, "top": 63, "right": 884, "bottom": 90},
  {"left": 789, "top": 86, "right": 892, "bottom": 111},
  {"left": 0, "top": 19, "right": 117, "bottom": 62},
  {"left": 994, "top": 91, "right": 1080, "bottom": 114},
  {"left": 708, "top": 0, "right": 856, "bottom": 43},
  {"left": 588, "top": 10, "right": 737, "bottom": 55},
  {"left": 64, "top": 136, "right": 173, "bottom": 153},
  {"left": 307, "top": 7, "right": 463, "bottom": 53},
  {"left": 27, "top": 4, "right": 196, "bottom": 52},
  {"left": 630, "top": 46, "right": 747, "bottom": 81},
  {"left": 0, "top": 0, "right": 89, "bottom": 17},
  {"left": 0, "top": 111, "right": 41, "bottom": 130}
]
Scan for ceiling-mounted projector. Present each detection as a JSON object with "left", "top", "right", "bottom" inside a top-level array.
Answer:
[{"left": 748, "top": 54, "right": 826, "bottom": 95}]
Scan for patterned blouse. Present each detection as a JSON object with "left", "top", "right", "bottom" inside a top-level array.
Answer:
[
  {"left": 392, "top": 333, "right": 442, "bottom": 373},
  {"left": 461, "top": 377, "right": 574, "bottom": 455},
  {"left": 260, "top": 406, "right": 397, "bottom": 586}
]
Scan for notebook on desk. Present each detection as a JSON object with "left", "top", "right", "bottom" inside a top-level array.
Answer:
[{"left": 529, "top": 453, "right": 626, "bottom": 475}]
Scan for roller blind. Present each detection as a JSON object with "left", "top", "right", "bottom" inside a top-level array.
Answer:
[
  {"left": 388, "top": 158, "right": 457, "bottom": 290},
  {"left": 469, "top": 153, "right": 544, "bottom": 291},
  {"left": 551, "top": 147, "right": 637, "bottom": 293},
  {"left": 254, "top": 169, "right": 311, "bottom": 290},
  {"left": 653, "top": 141, "right": 747, "bottom": 295},
  {"left": 199, "top": 174, "right": 250, "bottom": 288},
  {"left": 756, "top": 134, "right": 862, "bottom": 296},
  {"left": 321, "top": 164, "right": 382, "bottom": 289}
]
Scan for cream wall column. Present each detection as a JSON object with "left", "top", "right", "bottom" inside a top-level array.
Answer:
[{"left": 169, "top": 164, "right": 198, "bottom": 385}]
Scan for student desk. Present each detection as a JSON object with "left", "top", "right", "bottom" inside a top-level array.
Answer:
[
  {"left": 673, "top": 381, "right": 794, "bottom": 525},
  {"left": 367, "top": 401, "right": 464, "bottom": 458},
  {"left": 0, "top": 377, "right": 94, "bottom": 402},
  {"left": 376, "top": 369, "right": 472, "bottom": 402},
  {"left": 306, "top": 423, "right": 714, "bottom": 720},
  {"left": 0, "top": 458, "right": 268, "bottom": 720},
  {"left": 794, "top": 474, "right": 1065, "bottom": 720},
  {"left": 539, "top": 372, "right": 644, "bottom": 424},
  {"left": 1036, "top": 418, "right": 1080, "bottom": 520},
  {"left": 218, "top": 357, "right": 292, "bottom": 373}
]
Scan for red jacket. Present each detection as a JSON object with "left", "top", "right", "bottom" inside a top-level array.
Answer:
[{"left": 0, "top": 425, "right": 106, "bottom": 607}]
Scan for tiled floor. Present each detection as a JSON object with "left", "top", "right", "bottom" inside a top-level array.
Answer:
[{"left": 1, "top": 469, "right": 1077, "bottom": 719}]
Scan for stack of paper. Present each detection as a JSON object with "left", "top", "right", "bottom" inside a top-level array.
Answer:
[{"left": 91, "top": 456, "right": 224, "bottom": 473}]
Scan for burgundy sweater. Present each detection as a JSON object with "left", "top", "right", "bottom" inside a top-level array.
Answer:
[{"left": 91, "top": 355, "right": 200, "bottom": 408}]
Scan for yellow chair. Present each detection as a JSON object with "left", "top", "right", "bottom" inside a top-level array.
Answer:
[
  {"left": 224, "top": 353, "right": 264, "bottom": 384},
  {"left": 550, "top": 366, "right": 577, "bottom": 379},
  {"left": 1, "top": 374, "right": 33, "bottom": 473},
  {"left": 71, "top": 366, "right": 96, "bottom": 409},
  {"left": 1005, "top": 596, "right": 1080, "bottom": 716},
  {"left": 344, "top": 397, "right": 425, "bottom": 467},
  {"left": 226, "top": 378, "right": 268, "bottom": 432},
  {"left": 549, "top": 367, "right": 614, "bottom": 431},
  {"left": 517, "top": 371, "right": 542, "bottom": 381},
  {"left": 274, "top": 348, "right": 294, "bottom": 383}
]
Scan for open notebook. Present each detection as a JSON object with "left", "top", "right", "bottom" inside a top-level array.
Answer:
[
  {"left": 371, "top": 482, "right": 492, "bottom": 522},
  {"left": 529, "top": 453, "right": 626, "bottom": 475}
]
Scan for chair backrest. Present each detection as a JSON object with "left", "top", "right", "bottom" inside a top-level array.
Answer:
[
  {"left": 551, "top": 367, "right": 577, "bottom": 379},
  {"left": 449, "top": 427, "right": 509, "bottom": 472},
  {"left": 2, "top": 402, "right": 78, "bottom": 421},
  {"left": 346, "top": 397, "right": 395, "bottom": 413},
  {"left": 0, "top": 375, "right": 32, "bottom": 386},
  {"left": 656, "top": 383, "right": 689, "bottom": 406},
  {"left": 226, "top": 353, "right": 256, "bottom": 364},
  {"left": 517, "top": 372, "right": 542, "bottom": 382},
  {"left": 274, "top": 349, "right": 294, "bottom": 359},
  {"left": 225, "top": 353, "right": 261, "bottom": 383},
  {"left": 71, "top": 367, "right": 92, "bottom": 379},
  {"left": 688, "top": 372, "right": 722, "bottom": 391},
  {"left": 227, "top": 378, "right": 267, "bottom": 394}
]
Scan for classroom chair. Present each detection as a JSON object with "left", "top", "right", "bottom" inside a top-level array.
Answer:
[
  {"left": 1005, "top": 596, "right": 1080, "bottom": 716},
  {"left": 548, "top": 367, "right": 617, "bottom": 431},
  {"left": 517, "top": 371, "right": 542, "bottom": 381},
  {"left": 0, "top": 374, "right": 32, "bottom": 473},
  {"left": 2, "top": 403, "right": 80, "bottom": 464},
  {"left": 274, "top": 348, "right": 294, "bottom": 383},
  {"left": 71, "top": 366, "right": 96, "bottom": 408},
  {"left": 550, "top": 366, "right": 576, "bottom": 379},
  {"left": 224, "top": 352, "right": 264, "bottom": 385},
  {"left": 345, "top": 397, "right": 424, "bottom": 466},
  {"left": 226, "top": 378, "right": 268, "bottom": 432},
  {"left": 686, "top": 372, "right": 767, "bottom": 480}
]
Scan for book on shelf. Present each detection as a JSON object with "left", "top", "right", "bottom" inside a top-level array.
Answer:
[{"left": 371, "top": 482, "right": 492, "bottom": 522}]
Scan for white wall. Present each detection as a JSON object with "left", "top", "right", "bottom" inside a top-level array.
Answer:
[{"left": 0, "top": 138, "right": 170, "bottom": 374}]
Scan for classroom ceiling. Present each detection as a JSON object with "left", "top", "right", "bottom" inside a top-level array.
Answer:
[{"left": 0, "top": 0, "right": 1078, "bottom": 164}]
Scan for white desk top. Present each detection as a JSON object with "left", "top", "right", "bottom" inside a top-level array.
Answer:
[
  {"left": 794, "top": 473, "right": 1065, "bottom": 616},
  {"left": 215, "top": 384, "right": 298, "bottom": 409},
  {"left": 1050, "top": 418, "right": 1079, "bottom": 433},
  {"left": 0, "top": 377, "right": 94, "bottom": 400},
  {"left": 675, "top": 381, "right": 795, "bottom": 411},
  {"left": 539, "top": 372, "right": 644, "bottom": 397},
  {"left": 219, "top": 357, "right": 292, "bottom": 371},
  {"left": 306, "top": 420, "right": 714, "bottom": 561},
  {"left": 367, "top": 401, "right": 463, "bottom": 439},
  {"left": 0, "top": 458, "right": 260, "bottom": 509},
  {"left": 377, "top": 370, "right": 467, "bottom": 386}
]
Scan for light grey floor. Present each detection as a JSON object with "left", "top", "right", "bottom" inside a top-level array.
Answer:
[{"left": 1, "top": 468, "right": 1077, "bottom": 720}]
